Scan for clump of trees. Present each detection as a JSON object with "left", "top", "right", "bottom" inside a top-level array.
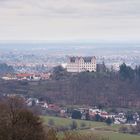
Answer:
[
  {"left": 119, "top": 122, "right": 140, "bottom": 135},
  {"left": 51, "top": 66, "right": 68, "bottom": 80},
  {"left": 71, "top": 110, "right": 82, "bottom": 120},
  {"left": 0, "top": 97, "right": 46, "bottom": 140},
  {"left": 119, "top": 63, "right": 140, "bottom": 81},
  {"left": 0, "top": 63, "right": 14, "bottom": 74},
  {"left": 105, "top": 117, "right": 113, "bottom": 126},
  {"left": 119, "top": 63, "right": 135, "bottom": 80},
  {"left": 52, "top": 63, "right": 140, "bottom": 82}
]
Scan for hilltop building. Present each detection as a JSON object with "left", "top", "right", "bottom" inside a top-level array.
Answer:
[{"left": 67, "top": 56, "right": 96, "bottom": 72}]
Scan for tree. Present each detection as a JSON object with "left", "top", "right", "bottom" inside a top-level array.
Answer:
[
  {"left": 119, "top": 63, "right": 134, "bottom": 80},
  {"left": 0, "top": 97, "right": 46, "bottom": 140},
  {"left": 52, "top": 65, "right": 67, "bottom": 80},
  {"left": 85, "top": 112, "right": 90, "bottom": 120},
  {"left": 135, "top": 65, "right": 140, "bottom": 81},
  {"left": 96, "top": 62, "right": 107, "bottom": 73},
  {"left": 0, "top": 63, "right": 14, "bottom": 74},
  {"left": 98, "top": 104, "right": 104, "bottom": 110},
  {"left": 126, "top": 111, "right": 134, "bottom": 123},
  {"left": 95, "top": 114, "right": 101, "bottom": 122},
  {"left": 71, "top": 110, "right": 82, "bottom": 119},
  {"left": 106, "top": 117, "right": 113, "bottom": 125},
  {"left": 136, "top": 122, "right": 140, "bottom": 133}
]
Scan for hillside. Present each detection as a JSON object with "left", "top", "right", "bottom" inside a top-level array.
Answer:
[{"left": 0, "top": 69, "right": 140, "bottom": 108}]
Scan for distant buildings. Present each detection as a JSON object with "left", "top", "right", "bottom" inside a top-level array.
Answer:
[
  {"left": 16, "top": 73, "right": 51, "bottom": 81},
  {"left": 67, "top": 56, "right": 96, "bottom": 72},
  {"left": 16, "top": 73, "right": 35, "bottom": 80},
  {"left": 1, "top": 73, "right": 51, "bottom": 81}
]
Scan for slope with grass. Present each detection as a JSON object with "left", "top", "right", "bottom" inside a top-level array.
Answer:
[
  {"left": 42, "top": 116, "right": 107, "bottom": 129},
  {"left": 42, "top": 116, "right": 140, "bottom": 140}
]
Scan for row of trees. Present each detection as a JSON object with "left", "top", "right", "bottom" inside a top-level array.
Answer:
[
  {"left": 119, "top": 63, "right": 140, "bottom": 81},
  {"left": 52, "top": 63, "right": 140, "bottom": 81}
]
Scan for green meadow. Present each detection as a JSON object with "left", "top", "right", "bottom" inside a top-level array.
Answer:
[{"left": 42, "top": 116, "right": 140, "bottom": 140}]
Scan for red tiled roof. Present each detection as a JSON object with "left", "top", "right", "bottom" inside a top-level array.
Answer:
[{"left": 16, "top": 73, "right": 34, "bottom": 78}]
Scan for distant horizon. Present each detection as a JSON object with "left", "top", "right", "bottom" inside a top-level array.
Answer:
[
  {"left": 0, "top": 41, "right": 140, "bottom": 51},
  {"left": 0, "top": 40, "right": 140, "bottom": 44}
]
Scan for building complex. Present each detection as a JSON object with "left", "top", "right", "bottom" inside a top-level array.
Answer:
[{"left": 67, "top": 56, "right": 96, "bottom": 72}]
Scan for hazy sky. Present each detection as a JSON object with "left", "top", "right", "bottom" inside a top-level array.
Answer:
[{"left": 0, "top": 0, "right": 140, "bottom": 42}]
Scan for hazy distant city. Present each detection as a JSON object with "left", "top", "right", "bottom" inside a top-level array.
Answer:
[{"left": 1, "top": 42, "right": 140, "bottom": 73}]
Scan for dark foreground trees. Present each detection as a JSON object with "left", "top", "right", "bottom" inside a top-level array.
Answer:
[{"left": 0, "top": 97, "right": 46, "bottom": 140}]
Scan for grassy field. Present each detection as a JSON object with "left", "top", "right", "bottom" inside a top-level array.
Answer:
[
  {"left": 42, "top": 116, "right": 140, "bottom": 140},
  {"left": 42, "top": 115, "right": 107, "bottom": 129}
]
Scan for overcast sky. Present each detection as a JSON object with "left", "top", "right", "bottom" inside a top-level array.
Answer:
[{"left": 0, "top": 0, "right": 140, "bottom": 42}]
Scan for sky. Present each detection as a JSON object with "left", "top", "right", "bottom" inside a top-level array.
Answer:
[{"left": 0, "top": 0, "right": 140, "bottom": 42}]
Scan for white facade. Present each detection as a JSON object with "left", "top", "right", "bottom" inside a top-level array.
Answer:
[{"left": 67, "top": 56, "right": 96, "bottom": 72}]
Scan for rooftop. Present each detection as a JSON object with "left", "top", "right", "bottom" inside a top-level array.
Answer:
[{"left": 69, "top": 56, "right": 96, "bottom": 63}]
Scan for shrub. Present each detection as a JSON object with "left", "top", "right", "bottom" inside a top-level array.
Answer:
[
  {"left": 80, "top": 122, "right": 86, "bottom": 128},
  {"left": 48, "top": 119, "right": 55, "bottom": 126},
  {"left": 62, "top": 131, "right": 108, "bottom": 140},
  {"left": 119, "top": 126, "right": 129, "bottom": 133},
  {"left": 56, "top": 126, "right": 70, "bottom": 132},
  {"left": 71, "top": 110, "right": 82, "bottom": 119},
  {"left": 46, "top": 129, "right": 58, "bottom": 140},
  {"left": 70, "top": 121, "right": 78, "bottom": 130},
  {"left": 105, "top": 117, "right": 113, "bottom": 125}
]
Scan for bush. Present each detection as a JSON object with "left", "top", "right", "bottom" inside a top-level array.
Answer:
[
  {"left": 70, "top": 121, "right": 78, "bottom": 130},
  {"left": 80, "top": 122, "right": 86, "bottom": 128},
  {"left": 56, "top": 126, "right": 70, "bottom": 132},
  {"left": 136, "top": 122, "right": 140, "bottom": 132},
  {"left": 71, "top": 110, "right": 82, "bottom": 119},
  {"left": 46, "top": 129, "right": 58, "bottom": 140},
  {"left": 119, "top": 125, "right": 140, "bottom": 135},
  {"left": 48, "top": 119, "right": 55, "bottom": 126},
  {"left": 119, "top": 126, "right": 129, "bottom": 133},
  {"left": 62, "top": 131, "right": 108, "bottom": 140},
  {"left": 105, "top": 117, "right": 113, "bottom": 125}
]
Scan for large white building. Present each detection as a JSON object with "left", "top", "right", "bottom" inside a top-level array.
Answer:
[{"left": 67, "top": 56, "right": 96, "bottom": 72}]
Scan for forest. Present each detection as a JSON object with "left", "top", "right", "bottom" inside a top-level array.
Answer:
[{"left": 0, "top": 63, "right": 140, "bottom": 108}]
